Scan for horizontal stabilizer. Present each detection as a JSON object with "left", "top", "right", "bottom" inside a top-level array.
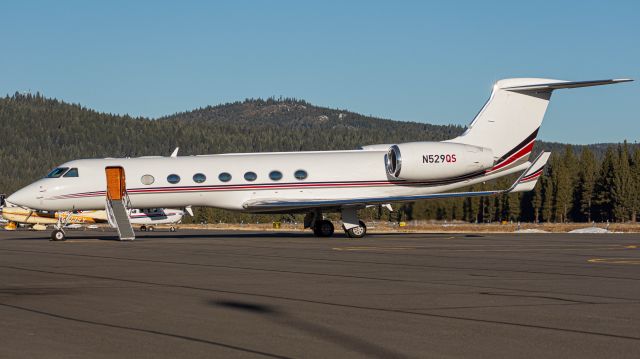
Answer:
[
  {"left": 507, "top": 151, "right": 550, "bottom": 193},
  {"left": 502, "top": 79, "right": 632, "bottom": 92}
]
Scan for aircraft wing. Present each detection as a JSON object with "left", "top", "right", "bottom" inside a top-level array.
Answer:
[{"left": 243, "top": 152, "right": 551, "bottom": 212}]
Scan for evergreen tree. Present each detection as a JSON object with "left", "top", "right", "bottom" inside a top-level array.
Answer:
[
  {"left": 631, "top": 147, "right": 640, "bottom": 222},
  {"left": 594, "top": 147, "right": 617, "bottom": 221},
  {"left": 574, "top": 148, "right": 597, "bottom": 222},
  {"left": 612, "top": 142, "right": 633, "bottom": 222},
  {"left": 540, "top": 174, "right": 554, "bottom": 222}
]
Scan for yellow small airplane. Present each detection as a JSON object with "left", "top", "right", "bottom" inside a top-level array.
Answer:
[{"left": 2, "top": 207, "right": 106, "bottom": 231}]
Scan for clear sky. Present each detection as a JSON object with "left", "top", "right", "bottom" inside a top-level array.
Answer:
[{"left": 1, "top": 0, "right": 638, "bottom": 144}]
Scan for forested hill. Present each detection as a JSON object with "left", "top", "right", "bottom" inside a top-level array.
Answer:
[
  {"left": 0, "top": 93, "right": 464, "bottom": 193},
  {"left": 1, "top": 93, "right": 638, "bottom": 223}
]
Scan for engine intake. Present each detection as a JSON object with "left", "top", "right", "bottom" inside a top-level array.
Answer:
[{"left": 386, "top": 142, "right": 494, "bottom": 181}]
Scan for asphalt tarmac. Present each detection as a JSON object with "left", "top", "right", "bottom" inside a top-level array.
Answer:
[{"left": 1, "top": 229, "right": 639, "bottom": 358}]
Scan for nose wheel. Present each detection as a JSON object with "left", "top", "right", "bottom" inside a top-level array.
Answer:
[{"left": 50, "top": 229, "right": 66, "bottom": 241}]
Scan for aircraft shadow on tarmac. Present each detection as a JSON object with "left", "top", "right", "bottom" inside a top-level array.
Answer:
[{"left": 209, "top": 299, "right": 405, "bottom": 358}]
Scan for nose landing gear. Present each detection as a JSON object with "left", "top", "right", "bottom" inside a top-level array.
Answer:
[{"left": 51, "top": 229, "right": 66, "bottom": 241}]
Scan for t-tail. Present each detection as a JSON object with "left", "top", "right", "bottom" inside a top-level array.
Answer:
[{"left": 447, "top": 78, "right": 632, "bottom": 174}]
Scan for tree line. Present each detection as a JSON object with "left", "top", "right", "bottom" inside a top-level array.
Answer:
[{"left": 396, "top": 143, "right": 640, "bottom": 223}]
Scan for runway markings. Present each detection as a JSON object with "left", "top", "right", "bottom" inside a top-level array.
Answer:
[
  {"left": 588, "top": 258, "right": 640, "bottom": 265},
  {"left": 333, "top": 246, "right": 418, "bottom": 251}
]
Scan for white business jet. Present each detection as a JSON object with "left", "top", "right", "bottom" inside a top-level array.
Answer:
[{"left": 7, "top": 78, "right": 631, "bottom": 241}]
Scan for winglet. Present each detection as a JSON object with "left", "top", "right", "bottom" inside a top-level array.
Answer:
[
  {"left": 170, "top": 147, "right": 179, "bottom": 158},
  {"left": 507, "top": 151, "right": 550, "bottom": 193}
]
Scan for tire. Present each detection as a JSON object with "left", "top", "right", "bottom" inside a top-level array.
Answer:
[
  {"left": 50, "top": 229, "right": 66, "bottom": 241},
  {"left": 140, "top": 225, "right": 147, "bottom": 232},
  {"left": 345, "top": 220, "right": 367, "bottom": 239},
  {"left": 313, "top": 220, "right": 334, "bottom": 237},
  {"left": 147, "top": 226, "right": 154, "bottom": 232},
  {"left": 169, "top": 226, "right": 176, "bottom": 232}
]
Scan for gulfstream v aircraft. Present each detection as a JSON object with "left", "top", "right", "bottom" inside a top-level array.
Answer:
[{"left": 7, "top": 78, "right": 632, "bottom": 241}]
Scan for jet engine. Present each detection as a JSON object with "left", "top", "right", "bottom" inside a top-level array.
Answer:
[{"left": 386, "top": 142, "right": 494, "bottom": 181}]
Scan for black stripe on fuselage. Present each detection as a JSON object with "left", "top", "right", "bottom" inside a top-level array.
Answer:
[{"left": 495, "top": 127, "right": 539, "bottom": 164}]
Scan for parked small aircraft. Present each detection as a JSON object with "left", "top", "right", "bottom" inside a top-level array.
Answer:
[
  {"left": 6, "top": 78, "right": 632, "bottom": 241},
  {"left": 2, "top": 207, "right": 184, "bottom": 232}
]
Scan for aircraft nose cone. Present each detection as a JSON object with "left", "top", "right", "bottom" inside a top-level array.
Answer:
[{"left": 7, "top": 187, "right": 38, "bottom": 208}]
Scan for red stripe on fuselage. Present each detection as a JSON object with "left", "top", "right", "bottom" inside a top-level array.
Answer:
[{"left": 487, "top": 140, "right": 535, "bottom": 173}]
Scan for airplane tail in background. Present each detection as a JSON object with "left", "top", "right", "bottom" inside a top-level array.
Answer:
[{"left": 448, "top": 78, "right": 631, "bottom": 174}]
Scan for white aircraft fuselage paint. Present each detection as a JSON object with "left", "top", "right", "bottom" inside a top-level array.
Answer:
[{"left": 13, "top": 149, "right": 527, "bottom": 212}]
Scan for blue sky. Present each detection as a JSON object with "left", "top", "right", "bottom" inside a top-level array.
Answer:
[{"left": 1, "top": 0, "right": 638, "bottom": 144}]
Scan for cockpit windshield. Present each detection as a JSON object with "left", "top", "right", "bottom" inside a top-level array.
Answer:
[
  {"left": 46, "top": 167, "right": 69, "bottom": 178},
  {"left": 63, "top": 168, "right": 79, "bottom": 177}
]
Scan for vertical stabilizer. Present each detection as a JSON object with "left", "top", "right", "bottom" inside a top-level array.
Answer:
[{"left": 448, "top": 78, "right": 631, "bottom": 174}]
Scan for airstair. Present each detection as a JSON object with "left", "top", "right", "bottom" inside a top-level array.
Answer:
[{"left": 105, "top": 167, "right": 135, "bottom": 240}]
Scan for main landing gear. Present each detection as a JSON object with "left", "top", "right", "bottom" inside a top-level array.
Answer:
[
  {"left": 305, "top": 208, "right": 367, "bottom": 238},
  {"left": 313, "top": 219, "right": 334, "bottom": 237},
  {"left": 344, "top": 220, "right": 367, "bottom": 239}
]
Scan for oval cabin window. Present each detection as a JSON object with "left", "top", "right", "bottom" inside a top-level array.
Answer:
[
  {"left": 193, "top": 173, "right": 206, "bottom": 183},
  {"left": 269, "top": 170, "right": 283, "bottom": 181},
  {"left": 218, "top": 172, "right": 232, "bottom": 182},
  {"left": 294, "top": 169, "right": 308, "bottom": 180},
  {"left": 244, "top": 171, "right": 257, "bottom": 182},
  {"left": 167, "top": 174, "right": 181, "bottom": 184},
  {"left": 141, "top": 174, "right": 155, "bottom": 185}
]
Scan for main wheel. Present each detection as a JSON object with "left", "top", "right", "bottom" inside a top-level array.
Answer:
[
  {"left": 345, "top": 220, "right": 367, "bottom": 238},
  {"left": 147, "top": 226, "right": 155, "bottom": 232},
  {"left": 140, "top": 225, "right": 147, "bottom": 232},
  {"left": 169, "top": 226, "right": 176, "bottom": 232},
  {"left": 313, "top": 220, "right": 334, "bottom": 237},
  {"left": 50, "top": 229, "right": 66, "bottom": 241}
]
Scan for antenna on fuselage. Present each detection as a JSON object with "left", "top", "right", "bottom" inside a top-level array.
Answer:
[{"left": 170, "top": 147, "right": 179, "bottom": 158}]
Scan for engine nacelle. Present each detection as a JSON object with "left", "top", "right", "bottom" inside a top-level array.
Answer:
[{"left": 386, "top": 142, "right": 494, "bottom": 181}]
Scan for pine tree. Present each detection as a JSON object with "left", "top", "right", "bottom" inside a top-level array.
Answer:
[
  {"left": 531, "top": 174, "right": 543, "bottom": 223},
  {"left": 612, "top": 142, "right": 633, "bottom": 222},
  {"left": 541, "top": 174, "right": 554, "bottom": 222},
  {"left": 574, "top": 148, "right": 597, "bottom": 222},
  {"left": 594, "top": 147, "right": 617, "bottom": 221},
  {"left": 631, "top": 147, "right": 640, "bottom": 222}
]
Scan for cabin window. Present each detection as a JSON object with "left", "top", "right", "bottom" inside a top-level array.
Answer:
[
  {"left": 167, "top": 174, "right": 181, "bottom": 184},
  {"left": 141, "top": 174, "right": 155, "bottom": 185},
  {"left": 218, "top": 172, "right": 232, "bottom": 182},
  {"left": 193, "top": 173, "right": 206, "bottom": 183},
  {"left": 269, "top": 170, "right": 283, "bottom": 181},
  {"left": 63, "top": 168, "right": 79, "bottom": 177},
  {"left": 244, "top": 171, "right": 257, "bottom": 182},
  {"left": 46, "top": 167, "right": 69, "bottom": 178},
  {"left": 294, "top": 169, "right": 308, "bottom": 180}
]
